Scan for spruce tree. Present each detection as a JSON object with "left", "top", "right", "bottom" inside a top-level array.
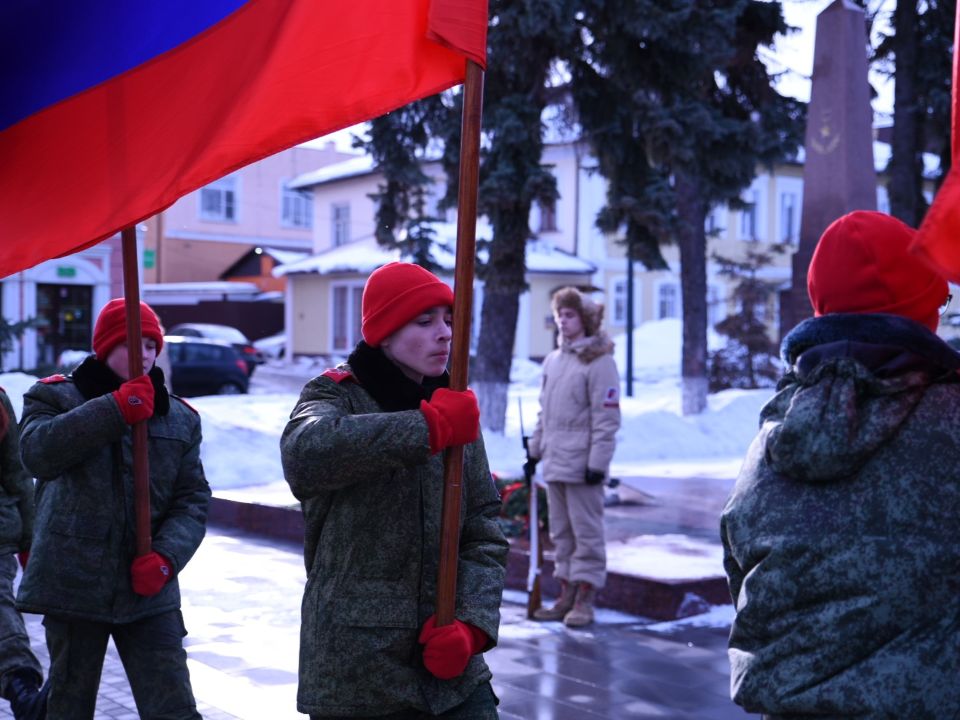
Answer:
[
  {"left": 709, "top": 243, "right": 787, "bottom": 391},
  {"left": 572, "top": 0, "right": 804, "bottom": 412},
  {"left": 466, "top": 0, "right": 579, "bottom": 431},
  {"left": 354, "top": 96, "right": 455, "bottom": 270}
]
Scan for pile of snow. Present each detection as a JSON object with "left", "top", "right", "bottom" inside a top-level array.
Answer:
[
  {"left": 611, "top": 318, "right": 726, "bottom": 382},
  {"left": 253, "top": 333, "right": 286, "bottom": 359}
]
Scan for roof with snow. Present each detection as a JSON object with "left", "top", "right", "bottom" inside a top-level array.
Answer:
[
  {"left": 274, "top": 222, "right": 595, "bottom": 278},
  {"left": 288, "top": 155, "right": 376, "bottom": 189}
]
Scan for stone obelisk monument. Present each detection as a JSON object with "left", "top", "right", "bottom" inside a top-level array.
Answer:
[{"left": 782, "top": 0, "right": 877, "bottom": 335}]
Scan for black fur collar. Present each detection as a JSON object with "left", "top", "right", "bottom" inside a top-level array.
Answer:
[
  {"left": 71, "top": 355, "right": 171, "bottom": 417},
  {"left": 782, "top": 313, "right": 960, "bottom": 372},
  {"left": 347, "top": 341, "right": 448, "bottom": 412}
]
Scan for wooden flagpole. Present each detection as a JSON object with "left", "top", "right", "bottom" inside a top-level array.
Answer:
[
  {"left": 435, "top": 59, "right": 484, "bottom": 627},
  {"left": 120, "top": 226, "right": 152, "bottom": 558}
]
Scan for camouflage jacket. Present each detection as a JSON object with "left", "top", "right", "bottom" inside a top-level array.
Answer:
[
  {"left": 16, "top": 357, "right": 210, "bottom": 623},
  {"left": 721, "top": 314, "right": 960, "bottom": 719},
  {"left": 0, "top": 389, "right": 35, "bottom": 556},
  {"left": 280, "top": 347, "right": 508, "bottom": 717}
]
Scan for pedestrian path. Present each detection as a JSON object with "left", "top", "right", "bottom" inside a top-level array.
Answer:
[{"left": 3, "top": 525, "right": 753, "bottom": 720}]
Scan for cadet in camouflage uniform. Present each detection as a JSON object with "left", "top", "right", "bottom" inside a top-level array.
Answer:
[
  {"left": 0, "top": 388, "right": 48, "bottom": 720},
  {"left": 281, "top": 262, "right": 508, "bottom": 719},
  {"left": 721, "top": 211, "right": 960, "bottom": 719},
  {"left": 16, "top": 299, "right": 210, "bottom": 720}
]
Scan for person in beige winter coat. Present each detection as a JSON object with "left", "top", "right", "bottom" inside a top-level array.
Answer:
[{"left": 526, "top": 287, "right": 621, "bottom": 627}]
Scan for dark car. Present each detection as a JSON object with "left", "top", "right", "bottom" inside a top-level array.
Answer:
[
  {"left": 165, "top": 323, "right": 265, "bottom": 376},
  {"left": 164, "top": 336, "right": 250, "bottom": 397}
]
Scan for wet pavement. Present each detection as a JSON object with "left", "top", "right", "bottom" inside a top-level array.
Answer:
[{"left": 3, "top": 518, "right": 755, "bottom": 719}]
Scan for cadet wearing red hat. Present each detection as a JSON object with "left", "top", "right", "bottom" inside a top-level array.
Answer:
[
  {"left": 17, "top": 298, "right": 210, "bottom": 720},
  {"left": 281, "top": 262, "right": 507, "bottom": 718},
  {"left": 722, "top": 211, "right": 960, "bottom": 717}
]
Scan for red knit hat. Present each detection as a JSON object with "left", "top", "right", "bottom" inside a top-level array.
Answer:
[
  {"left": 361, "top": 262, "right": 455, "bottom": 347},
  {"left": 808, "top": 211, "right": 949, "bottom": 332},
  {"left": 93, "top": 299, "right": 165, "bottom": 361}
]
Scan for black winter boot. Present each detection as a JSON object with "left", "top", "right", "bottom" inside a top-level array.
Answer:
[{"left": 4, "top": 668, "right": 48, "bottom": 720}]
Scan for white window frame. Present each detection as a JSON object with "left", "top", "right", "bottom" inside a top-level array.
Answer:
[
  {"left": 331, "top": 282, "right": 365, "bottom": 352},
  {"left": 199, "top": 176, "right": 239, "bottom": 223},
  {"left": 705, "top": 204, "right": 727, "bottom": 238},
  {"left": 779, "top": 191, "right": 799, "bottom": 244},
  {"left": 331, "top": 203, "right": 351, "bottom": 247},
  {"left": 611, "top": 277, "right": 640, "bottom": 327},
  {"left": 655, "top": 280, "right": 681, "bottom": 320},
  {"left": 739, "top": 190, "right": 758, "bottom": 241},
  {"left": 281, "top": 182, "right": 313, "bottom": 229}
]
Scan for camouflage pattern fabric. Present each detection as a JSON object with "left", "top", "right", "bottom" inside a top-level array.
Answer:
[
  {"left": 0, "top": 389, "right": 35, "bottom": 555},
  {"left": 0, "top": 555, "right": 42, "bottom": 695},
  {"left": 0, "top": 389, "right": 43, "bottom": 693},
  {"left": 43, "top": 610, "right": 200, "bottom": 719},
  {"left": 281, "top": 366, "right": 508, "bottom": 717},
  {"left": 721, "top": 314, "right": 960, "bottom": 719},
  {"left": 16, "top": 374, "right": 210, "bottom": 623}
]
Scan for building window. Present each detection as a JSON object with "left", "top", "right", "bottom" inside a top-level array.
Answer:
[
  {"left": 658, "top": 283, "right": 679, "bottom": 319},
  {"left": 780, "top": 192, "right": 798, "bottom": 243},
  {"left": 332, "top": 284, "right": 364, "bottom": 351},
  {"left": 199, "top": 176, "right": 238, "bottom": 222},
  {"left": 705, "top": 205, "right": 726, "bottom": 237},
  {"left": 740, "top": 191, "right": 757, "bottom": 240},
  {"left": 613, "top": 279, "right": 628, "bottom": 325},
  {"left": 538, "top": 200, "right": 558, "bottom": 233},
  {"left": 707, "top": 285, "right": 723, "bottom": 328},
  {"left": 332, "top": 203, "right": 350, "bottom": 246},
  {"left": 281, "top": 185, "right": 313, "bottom": 229}
]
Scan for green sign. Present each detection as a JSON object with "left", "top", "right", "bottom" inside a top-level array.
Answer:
[
  {"left": 144, "top": 248, "right": 156, "bottom": 269},
  {"left": 56, "top": 266, "right": 76, "bottom": 278}
]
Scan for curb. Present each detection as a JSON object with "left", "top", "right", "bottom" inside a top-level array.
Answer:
[{"left": 208, "top": 497, "right": 731, "bottom": 621}]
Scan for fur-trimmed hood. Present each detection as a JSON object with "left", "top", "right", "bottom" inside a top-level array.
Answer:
[{"left": 560, "top": 331, "right": 615, "bottom": 364}]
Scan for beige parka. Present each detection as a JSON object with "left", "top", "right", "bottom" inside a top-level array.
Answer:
[{"left": 528, "top": 332, "right": 621, "bottom": 482}]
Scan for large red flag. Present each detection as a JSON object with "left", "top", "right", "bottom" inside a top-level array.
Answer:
[{"left": 0, "top": 0, "right": 487, "bottom": 278}]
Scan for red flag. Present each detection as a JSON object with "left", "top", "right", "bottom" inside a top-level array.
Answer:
[{"left": 0, "top": 0, "right": 487, "bottom": 278}]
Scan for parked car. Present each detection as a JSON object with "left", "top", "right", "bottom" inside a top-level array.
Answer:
[
  {"left": 164, "top": 336, "right": 250, "bottom": 397},
  {"left": 165, "top": 323, "right": 265, "bottom": 375}
]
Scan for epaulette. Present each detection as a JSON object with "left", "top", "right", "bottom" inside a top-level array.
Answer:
[
  {"left": 172, "top": 396, "right": 200, "bottom": 415},
  {"left": 321, "top": 368, "right": 359, "bottom": 385},
  {"left": 38, "top": 374, "right": 68, "bottom": 384}
]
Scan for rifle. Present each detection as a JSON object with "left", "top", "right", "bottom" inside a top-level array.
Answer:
[{"left": 519, "top": 398, "right": 543, "bottom": 618}]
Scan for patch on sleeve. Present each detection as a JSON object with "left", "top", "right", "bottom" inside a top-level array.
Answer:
[
  {"left": 603, "top": 385, "right": 620, "bottom": 408},
  {"left": 321, "top": 368, "right": 358, "bottom": 384},
  {"left": 173, "top": 396, "right": 200, "bottom": 415},
  {"left": 38, "top": 374, "right": 68, "bottom": 384}
]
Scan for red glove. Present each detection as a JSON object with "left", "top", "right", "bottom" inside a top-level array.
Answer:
[
  {"left": 420, "top": 389, "right": 480, "bottom": 455},
  {"left": 131, "top": 553, "right": 173, "bottom": 596},
  {"left": 112, "top": 375, "right": 155, "bottom": 425},
  {"left": 17, "top": 552, "right": 28, "bottom": 571},
  {"left": 419, "top": 615, "right": 487, "bottom": 679}
]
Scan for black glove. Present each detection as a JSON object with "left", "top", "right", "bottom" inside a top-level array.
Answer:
[
  {"left": 585, "top": 469, "right": 605, "bottom": 485},
  {"left": 523, "top": 458, "right": 539, "bottom": 478}
]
